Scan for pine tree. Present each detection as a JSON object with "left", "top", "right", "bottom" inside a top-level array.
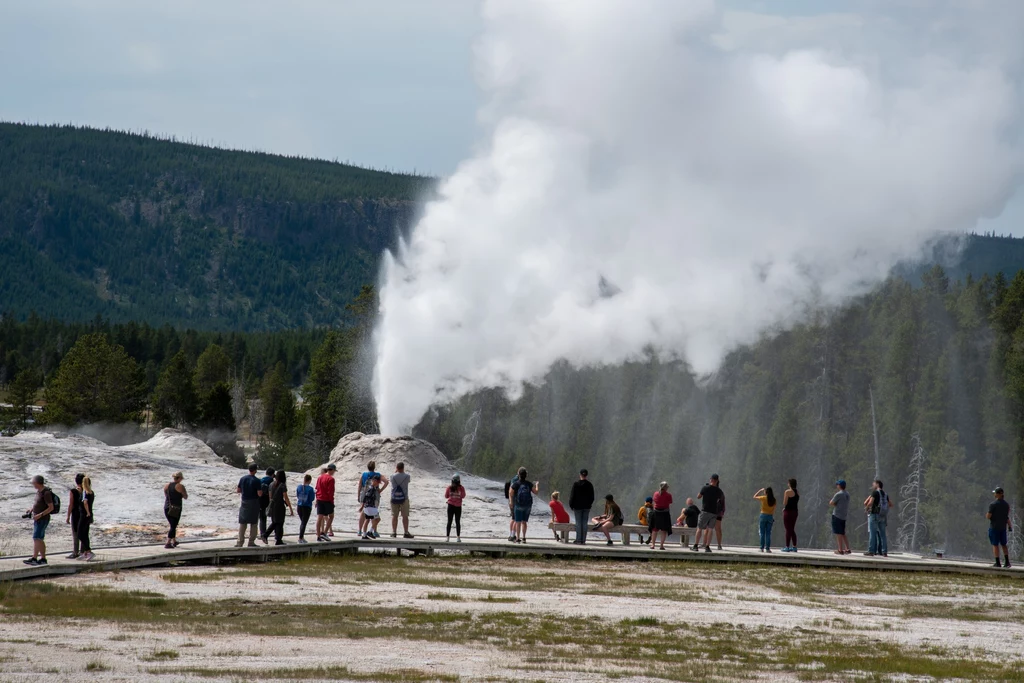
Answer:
[
  {"left": 43, "top": 333, "right": 145, "bottom": 425},
  {"left": 194, "top": 344, "right": 231, "bottom": 396},
  {"left": 7, "top": 368, "right": 38, "bottom": 429},
  {"left": 152, "top": 350, "right": 199, "bottom": 429}
]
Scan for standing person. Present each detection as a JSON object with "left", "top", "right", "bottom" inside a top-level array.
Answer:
[
  {"left": 164, "top": 472, "right": 187, "bottom": 549},
  {"left": 650, "top": 482, "right": 673, "bottom": 550},
  {"left": 358, "top": 473, "right": 387, "bottom": 539},
  {"left": 258, "top": 467, "right": 275, "bottom": 543},
  {"left": 509, "top": 468, "right": 540, "bottom": 543},
  {"left": 504, "top": 471, "right": 520, "bottom": 542},
  {"left": 568, "top": 469, "right": 595, "bottom": 545},
  {"left": 592, "top": 494, "right": 625, "bottom": 546},
  {"left": 357, "top": 461, "right": 377, "bottom": 538},
  {"left": 715, "top": 488, "right": 726, "bottom": 550},
  {"left": 863, "top": 479, "right": 885, "bottom": 557},
  {"left": 77, "top": 476, "right": 96, "bottom": 561},
  {"left": 549, "top": 491, "right": 570, "bottom": 540},
  {"left": 753, "top": 486, "right": 776, "bottom": 553},
  {"left": 235, "top": 463, "right": 263, "bottom": 548},
  {"left": 315, "top": 464, "right": 337, "bottom": 542},
  {"left": 295, "top": 474, "right": 315, "bottom": 543},
  {"left": 66, "top": 473, "right": 84, "bottom": 559},
  {"left": 693, "top": 474, "right": 723, "bottom": 553},
  {"left": 23, "top": 475, "right": 55, "bottom": 566},
  {"left": 781, "top": 479, "right": 799, "bottom": 552},
  {"left": 987, "top": 487, "right": 1013, "bottom": 568},
  {"left": 390, "top": 462, "right": 414, "bottom": 539},
  {"left": 638, "top": 496, "right": 654, "bottom": 544},
  {"left": 877, "top": 481, "right": 891, "bottom": 558},
  {"left": 263, "top": 470, "right": 294, "bottom": 545},
  {"left": 829, "top": 480, "right": 851, "bottom": 555},
  {"left": 445, "top": 474, "right": 467, "bottom": 542}
]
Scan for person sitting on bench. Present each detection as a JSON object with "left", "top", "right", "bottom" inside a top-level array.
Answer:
[{"left": 591, "top": 494, "right": 624, "bottom": 546}]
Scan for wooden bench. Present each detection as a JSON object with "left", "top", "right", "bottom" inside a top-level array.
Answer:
[{"left": 549, "top": 522, "right": 696, "bottom": 546}]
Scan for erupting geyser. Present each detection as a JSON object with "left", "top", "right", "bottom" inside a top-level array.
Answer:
[{"left": 373, "top": 0, "right": 1024, "bottom": 435}]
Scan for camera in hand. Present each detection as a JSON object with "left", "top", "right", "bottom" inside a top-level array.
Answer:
[{"left": 21, "top": 511, "right": 32, "bottom": 519}]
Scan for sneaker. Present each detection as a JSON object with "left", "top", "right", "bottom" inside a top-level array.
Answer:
[
  {"left": 690, "top": 544, "right": 699, "bottom": 552},
  {"left": 863, "top": 552, "right": 876, "bottom": 557},
  {"left": 82, "top": 553, "right": 94, "bottom": 561},
  {"left": 37, "top": 558, "right": 48, "bottom": 565},
  {"left": 247, "top": 542, "right": 258, "bottom": 547},
  {"left": 22, "top": 558, "right": 39, "bottom": 565},
  {"left": 164, "top": 542, "right": 174, "bottom": 549},
  {"left": 275, "top": 541, "right": 285, "bottom": 546},
  {"left": 765, "top": 549, "right": 772, "bottom": 553},
  {"left": 844, "top": 550, "right": 852, "bottom": 555},
  {"left": 994, "top": 559, "right": 1002, "bottom": 568},
  {"left": 457, "top": 537, "right": 462, "bottom": 543},
  {"left": 403, "top": 533, "right": 415, "bottom": 539},
  {"left": 391, "top": 533, "right": 397, "bottom": 538},
  {"left": 298, "top": 538, "right": 308, "bottom": 544},
  {"left": 66, "top": 553, "right": 80, "bottom": 559},
  {"left": 172, "top": 539, "right": 179, "bottom": 547},
  {"left": 260, "top": 536, "right": 269, "bottom": 545},
  {"left": 446, "top": 536, "right": 451, "bottom": 542},
  {"left": 1005, "top": 560, "right": 1012, "bottom": 568},
  {"left": 234, "top": 542, "right": 243, "bottom": 548},
  {"left": 759, "top": 548, "right": 764, "bottom": 553},
  {"left": 717, "top": 545, "right": 723, "bottom": 550},
  {"left": 881, "top": 553, "right": 888, "bottom": 557},
  {"left": 509, "top": 536, "right": 517, "bottom": 543},
  {"left": 704, "top": 546, "right": 712, "bottom": 553},
  {"left": 328, "top": 531, "right": 334, "bottom": 537},
  {"left": 606, "top": 540, "right": 613, "bottom": 546}
]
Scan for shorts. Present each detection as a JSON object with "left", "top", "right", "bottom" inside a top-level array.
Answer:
[
  {"left": 32, "top": 516, "right": 50, "bottom": 540},
  {"left": 391, "top": 500, "right": 410, "bottom": 517},
  {"left": 317, "top": 501, "right": 335, "bottom": 516},
  {"left": 363, "top": 507, "right": 379, "bottom": 519},
  {"left": 989, "top": 528, "right": 1008, "bottom": 547},
  {"left": 238, "top": 499, "right": 260, "bottom": 525},
  {"left": 513, "top": 507, "right": 531, "bottom": 523},
  {"left": 697, "top": 511, "right": 717, "bottom": 530},
  {"left": 831, "top": 516, "right": 847, "bottom": 535}
]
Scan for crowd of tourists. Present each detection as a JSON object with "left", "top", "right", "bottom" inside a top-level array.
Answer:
[{"left": 17, "top": 464, "right": 1015, "bottom": 569}]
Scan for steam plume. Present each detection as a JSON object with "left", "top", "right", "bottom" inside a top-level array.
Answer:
[{"left": 374, "top": 0, "right": 1023, "bottom": 435}]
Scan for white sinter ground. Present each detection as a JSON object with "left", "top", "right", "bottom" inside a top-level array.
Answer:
[{"left": 0, "top": 429, "right": 532, "bottom": 557}]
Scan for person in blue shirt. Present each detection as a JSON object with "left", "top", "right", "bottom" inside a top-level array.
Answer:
[
  {"left": 295, "top": 474, "right": 315, "bottom": 543},
  {"left": 235, "top": 463, "right": 263, "bottom": 547}
]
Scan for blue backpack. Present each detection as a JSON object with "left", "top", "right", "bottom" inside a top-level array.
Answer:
[{"left": 515, "top": 481, "right": 533, "bottom": 508}]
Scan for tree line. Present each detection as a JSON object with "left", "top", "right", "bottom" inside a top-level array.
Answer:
[
  {"left": 0, "top": 287, "right": 377, "bottom": 469},
  {"left": 418, "top": 267, "right": 1024, "bottom": 560}
]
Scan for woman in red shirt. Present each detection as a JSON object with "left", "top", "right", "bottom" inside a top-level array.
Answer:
[
  {"left": 548, "top": 491, "right": 570, "bottom": 540},
  {"left": 444, "top": 475, "right": 466, "bottom": 542},
  {"left": 650, "top": 482, "right": 673, "bottom": 550}
]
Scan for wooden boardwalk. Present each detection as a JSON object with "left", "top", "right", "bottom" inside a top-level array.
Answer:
[{"left": 1, "top": 533, "right": 1021, "bottom": 582}]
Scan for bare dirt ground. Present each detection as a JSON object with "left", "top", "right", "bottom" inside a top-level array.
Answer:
[{"left": 1, "top": 552, "right": 1023, "bottom": 682}]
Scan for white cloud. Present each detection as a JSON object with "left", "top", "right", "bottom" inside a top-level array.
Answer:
[{"left": 373, "top": 0, "right": 1024, "bottom": 434}]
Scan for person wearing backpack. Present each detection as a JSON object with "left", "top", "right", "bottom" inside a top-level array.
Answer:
[
  {"left": 66, "top": 473, "right": 85, "bottom": 559},
  {"left": 390, "top": 462, "right": 414, "bottom": 539},
  {"left": 509, "top": 468, "right": 539, "bottom": 543},
  {"left": 863, "top": 479, "right": 888, "bottom": 557},
  {"left": 358, "top": 473, "right": 387, "bottom": 539},
  {"left": 23, "top": 474, "right": 56, "bottom": 566}
]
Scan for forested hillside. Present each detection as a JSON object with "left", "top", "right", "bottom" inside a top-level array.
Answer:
[
  {"left": 417, "top": 267, "right": 1024, "bottom": 559},
  {"left": 0, "top": 123, "right": 432, "bottom": 329}
]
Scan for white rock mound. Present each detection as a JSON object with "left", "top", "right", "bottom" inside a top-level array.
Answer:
[
  {"left": 309, "top": 432, "right": 454, "bottom": 479},
  {"left": 115, "top": 428, "right": 219, "bottom": 464}
]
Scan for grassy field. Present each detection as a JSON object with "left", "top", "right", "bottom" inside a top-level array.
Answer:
[{"left": 1, "top": 553, "right": 1023, "bottom": 681}]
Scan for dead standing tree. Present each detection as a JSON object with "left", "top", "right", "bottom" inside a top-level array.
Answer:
[{"left": 898, "top": 433, "right": 927, "bottom": 552}]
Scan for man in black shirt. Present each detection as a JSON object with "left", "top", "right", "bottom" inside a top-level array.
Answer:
[
  {"left": 676, "top": 497, "right": 700, "bottom": 536},
  {"left": 694, "top": 474, "right": 722, "bottom": 553},
  {"left": 568, "top": 469, "right": 595, "bottom": 545},
  {"left": 987, "top": 487, "right": 1013, "bottom": 568},
  {"left": 235, "top": 463, "right": 264, "bottom": 548}
]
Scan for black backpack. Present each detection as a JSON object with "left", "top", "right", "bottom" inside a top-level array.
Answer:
[
  {"left": 260, "top": 478, "right": 271, "bottom": 508},
  {"left": 46, "top": 488, "right": 61, "bottom": 515}
]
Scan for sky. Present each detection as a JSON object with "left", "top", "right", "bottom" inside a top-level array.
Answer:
[{"left": 0, "top": 0, "right": 1021, "bottom": 233}]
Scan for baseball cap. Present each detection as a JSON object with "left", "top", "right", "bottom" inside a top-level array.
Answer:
[
  {"left": 645, "top": 496, "right": 653, "bottom": 503},
  {"left": 327, "top": 463, "right": 337, "bottom": 471},
  {"left": 580, "top": 469, "right": 588, "bottom": 477},
  {"left": 710, "top": 473, "right": 719, "bottom": 480},
  {"left": 994, "top": 487, "right": 1005, "bottom": 495},
  {"left": 835, "top": 479, "right": 846, "bottom": 487}
]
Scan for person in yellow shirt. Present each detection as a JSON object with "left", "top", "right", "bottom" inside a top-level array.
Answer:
[
  {"left": 753, "top": 487, "right": 776, "bottom": 553},
  {"left": 637, "top": 496, "right": 654, "bottom": 544}
]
